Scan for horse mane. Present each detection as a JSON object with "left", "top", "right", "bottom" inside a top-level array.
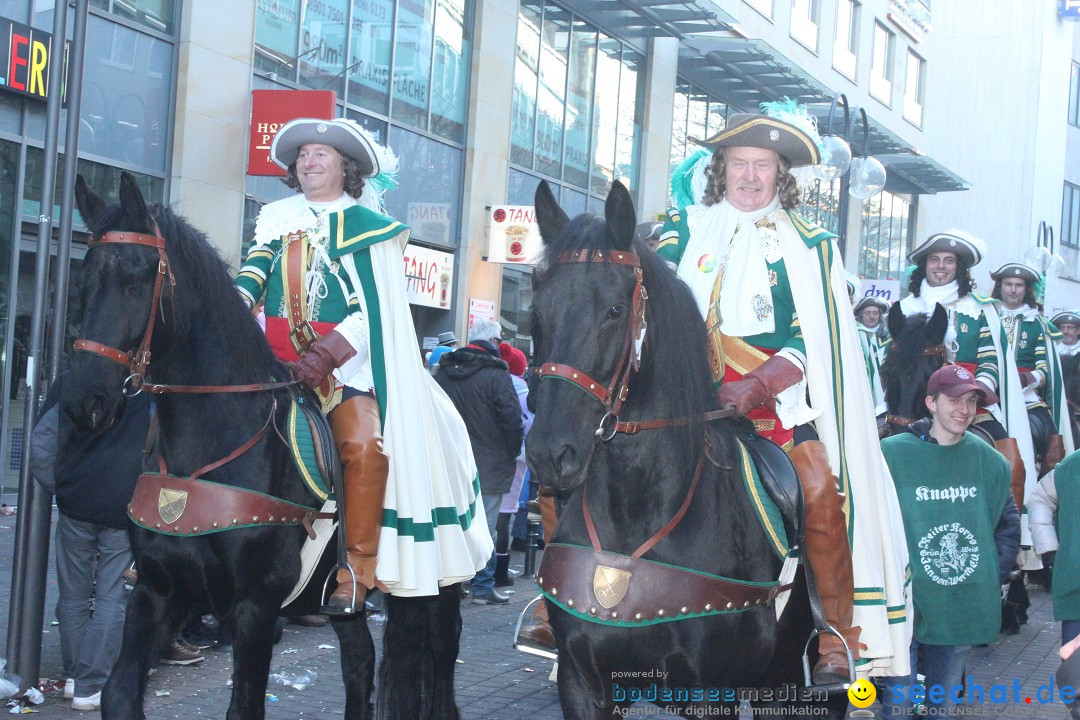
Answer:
[
  {"left": 537, "top": 214, "right": 714, "bottom": 460},
  {"left": 88, "top": 200, "right": 281, "bottom": 380}
]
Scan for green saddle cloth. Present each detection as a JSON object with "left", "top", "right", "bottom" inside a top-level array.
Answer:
[{"left": 287, "top": 395, "right": 335, "bottom": 503}]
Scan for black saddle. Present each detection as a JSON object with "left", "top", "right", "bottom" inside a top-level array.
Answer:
[{"left": 729, "top": 418, "right": 804, "bottom": 555}]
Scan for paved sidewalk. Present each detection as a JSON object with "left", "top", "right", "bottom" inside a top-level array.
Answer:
[{"left": 0, "top": 508, "right": 1073, "bottom": 718}]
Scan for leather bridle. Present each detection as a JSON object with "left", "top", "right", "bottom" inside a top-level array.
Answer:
[
  {"left": 535, "top": 248, "right": 732, "bottom": 442},
  {"left": 73, "top": 225, "right": 297, "bottom": 397}
]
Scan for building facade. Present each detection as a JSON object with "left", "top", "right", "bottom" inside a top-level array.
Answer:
[{"left": 0, "top": 0, "right": 978, "bottom": 494}]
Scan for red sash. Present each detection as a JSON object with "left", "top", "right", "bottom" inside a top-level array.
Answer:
[
  {"left": 265, "top": 316, "right": 336, "bottom": 363},
  {"left": 723, "top": 347, "right": 794, "bottom": 449}
]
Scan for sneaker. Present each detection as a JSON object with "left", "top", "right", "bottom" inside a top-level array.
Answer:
[
  {"left": 63, "top": 678, "right": 74, "bottom": 700},
  {"left": 160, "top": 639, "right": 204, "bottom": 665},
  {"left": 71, "top": 690, "right": 101, "bottom": 711},
  {"left": 471, "top": 589, "right": 510, "bottom": 605}
]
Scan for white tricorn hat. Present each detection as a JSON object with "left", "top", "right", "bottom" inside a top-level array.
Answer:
[{"left": 271, "top": 117, "right": 380, "bottom": 177}]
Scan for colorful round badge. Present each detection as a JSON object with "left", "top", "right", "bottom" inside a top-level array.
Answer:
[{"left": 697, "top": 253, "right": 716, "bottom": 273}]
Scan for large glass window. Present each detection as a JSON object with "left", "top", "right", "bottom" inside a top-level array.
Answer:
[
  {"left": 430, "top": 0, "right": 471, "bottom": 142},
  {"left": 348, "top": 0, "right": 394, "bottom": 115},
  {"left": 299, "top": 0, "right": 348, "bottom": 96},
  {"left": 90, "top": 0, "right": 176, "bottom": 34},
  {"left": 1063, "top": 182, "right": 1080, "bottom": 249},
  {"left": 903, "top": 50, "right": 925, "bottom": 126},
  {"left": 510, "top": 3, "right": 644, "bottom": 207},
  {"left": 511, "top": 1, "right": 542, "bottom": 168},
  {"left": 790, "top": 0, "right": 819, "bottom": 51},
  {"left": 870, "top": 22, "right": 894, "bottom": 105},
  {"left": 1069, "top": 62, "right": 1080, "bottom": 128},
  {"left": 393, "top": 0, "right": 435, "bottom": 131},
  {"left": 382, "top": 126, "right": 462, "bottom": 249},
  {"left": 833, "top": 0, "right": 859, "bottom": 79},
  {"left": 500, "top": 266, "right": 533, "bottom": 356},
  {"left": 801, "top": 178, "right": 841, "bottom": 236},
  {"left": 669, "top": 82, "right": 727, "bottom": 204},
  {"left": 75, "top": 13, "right": 174, "bottom": 170},
  {"left": 255, "top": 0, "right": 302, "bottom": 78},
  {"left": 859, "top": 190, "right": 913, "bottom": 279}
]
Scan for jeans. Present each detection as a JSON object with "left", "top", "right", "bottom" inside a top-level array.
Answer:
[
  {"left": 471, "top": 493, "right": 503, "bottom": 596},
  {"left": 879, "top": 639, "right": 971, "bottom": 716},
  {"left": 1063, "top": 619, "right": 1080, "bottom": 646},
  {"left": 55, "top": 513, "right": 132, "bottom": 697}
]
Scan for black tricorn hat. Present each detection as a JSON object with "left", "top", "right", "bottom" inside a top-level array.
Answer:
[
  {"left": 702, "top": 113, "right": 821, "bottom": 168},
  {"left": 1051, "top": 311, "right": 1080, "bottom": 327},
  {"left": 990, "top": 262, "right": 1040, "bottom": 285},
  {"left": 854, "top": 296, "right": 890, "bottom": 315}
]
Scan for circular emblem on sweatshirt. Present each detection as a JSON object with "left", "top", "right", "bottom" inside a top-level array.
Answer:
[
  {"left": 918, "top": 522, "right": 979, "bottom": 586},
  {"left": 697, "top": 253, "right": 716, "bottom": 273}
]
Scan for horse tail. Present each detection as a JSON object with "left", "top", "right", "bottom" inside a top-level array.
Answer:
[{"left": 377, "top": 584, "right": 462, "bottom": 720}]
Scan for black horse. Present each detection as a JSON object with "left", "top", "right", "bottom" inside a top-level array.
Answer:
[
  {"left": 64, "top": 173, "right": 461, "bottom": 720},
  {"left": 1061, "top": 353, "right": 1080, "bottom": 446},
  {"left": 525, "top": 181, "right": 841, "bottom": 719},
  {"left": 879, "top": 301, "right": 949, "bottom": 436}
]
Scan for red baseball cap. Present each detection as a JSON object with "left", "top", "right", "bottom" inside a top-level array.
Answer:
[{"left": 926, "top": 365, "right": 998, "bottom": 406}]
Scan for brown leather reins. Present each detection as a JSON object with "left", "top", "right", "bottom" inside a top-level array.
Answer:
[{"left": 73, "top": 226, "right": 298, "bottom": 397}]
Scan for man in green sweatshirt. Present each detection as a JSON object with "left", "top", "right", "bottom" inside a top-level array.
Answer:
[{"left": 879, "top": 364, "right": 1021, "bottom": 716}]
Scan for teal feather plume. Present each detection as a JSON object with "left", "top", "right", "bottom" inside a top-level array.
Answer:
[{"left": 670, "top": 148, "right": 712, "bottom": 208}]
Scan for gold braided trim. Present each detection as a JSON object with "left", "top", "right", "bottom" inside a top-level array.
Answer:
[
  {"left": 752, "top": 419, "right": 776, "bottom": 433},
  {"left": 721, "top": 334, "right": 771, "bottom": 377}
]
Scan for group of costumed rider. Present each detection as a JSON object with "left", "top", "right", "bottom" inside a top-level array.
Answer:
[
  {"left": 1054, "top": 311, "right": 1080, "bottom": 358},
  {"left": 234, "top": 117, "right": 492, "bottom": 612},
  {"left": 657, "top": 101, "right": 912, "bottom": 682},
  {"left": 853, "top": 295, "right": 890, "bottom": 417}
]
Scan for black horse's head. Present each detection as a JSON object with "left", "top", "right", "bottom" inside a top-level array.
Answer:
[
  {"left": 64, "top": 173, "right": 170, "bottom": 431},
  {"left": 880, "top": 301, "right": 948, "bottom": 431},
  {"left": 526, "top": 180, "right": 711, "bottom": 492},
  {"left": 64, "top": 172, "right": 273, "bottom": 433}
]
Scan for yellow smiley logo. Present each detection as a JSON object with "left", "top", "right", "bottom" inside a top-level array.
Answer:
[{"left": 847, "top": 678, "right": 876, "bottom": 708}]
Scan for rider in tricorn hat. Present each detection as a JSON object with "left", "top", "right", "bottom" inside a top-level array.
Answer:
[
  {"left": 235, "top": 118, "right": 492, "bottom": 612},
  {"left": 658, "top": 103, "right": 912, "bottom": 683}
]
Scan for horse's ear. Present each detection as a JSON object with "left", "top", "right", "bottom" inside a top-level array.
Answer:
[
  {"left": 118, "top": 171, "right": 150, "bottom": 230},
  {"left": 604, "top": 181, "right": 635, "bottom": 252},
  {"left": 928, "top": 303, "right": 949, "bottom": 343},
  {"left": 74, "top": 175, "right": 107, "bottom": 228},
  {"left": 886, "top": 300, "right": 905, "bottom": 340},
  {"left": 534, "top": 181, "right": 568, "bottom": 244}
]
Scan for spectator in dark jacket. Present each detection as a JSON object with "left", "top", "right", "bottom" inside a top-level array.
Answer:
[
  {"left": 435, "top": 320, "right": 524, "bottom": 604},
  {"left": 30, "top": 372, "right": 153, "bottom": 711}
]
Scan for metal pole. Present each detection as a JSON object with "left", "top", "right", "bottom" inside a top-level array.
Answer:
[
  {"left": 6, "top": 0, "right": 71, "bottom": 689},
  {"left": 49, "top": 0, "right": 90, "bottom": 382}
]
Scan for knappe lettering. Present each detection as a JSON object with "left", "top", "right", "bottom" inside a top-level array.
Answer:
[{"left": 915, "top": 485, "right": 978, "bottom": 503}]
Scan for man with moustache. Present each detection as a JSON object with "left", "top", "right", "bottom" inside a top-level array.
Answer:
[
  {"left": 855, "top": 296, "right": 890, "bottom": 416},
  {"left": 658, "top": 105, "right": 911, "bottom": 683},
  {"left": 1053, "top": 312, "right": 1080, "bottom": 358}
]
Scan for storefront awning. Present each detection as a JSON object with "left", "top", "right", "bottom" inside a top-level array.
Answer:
[
  {"left": 678, "top": 36, "right": 969, "bottom": 195},
  {"left": 556, "top": 0, "right": 735, "bottom": 46}
]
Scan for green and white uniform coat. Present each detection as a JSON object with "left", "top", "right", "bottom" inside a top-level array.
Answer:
[
  {"left": 237, "top": 193, "right": 492, "bottom": 597},
  {"left": 660, "top": 198, "right": 913, "bottom": 678},
  {"left": 882, "top": 433, "right": 1012, "bottom": 645},
  {"left": 1029, "top": 455, "right": 1080, "bottom": 622},
  {"left": 856, "top": 324, "right": 887, "bottom": 415},
  {"left": 998, "top": 305, "right": 1050, "bottom": 409}
]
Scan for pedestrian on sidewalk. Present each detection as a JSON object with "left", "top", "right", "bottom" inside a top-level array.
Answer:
[
  {"left": 494, "top": 342, "right": 533, "bottom": 588},
  {"left": 29, "top": 371, "right": 154, "bottom": 711},
  {"left": 878, "top": 365, "right": 1021, "bottom": 717},
  {"left": 435, "top": 320, "right": 524, "bottom": 604}
]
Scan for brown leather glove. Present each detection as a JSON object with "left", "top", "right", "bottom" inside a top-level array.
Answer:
[
  {"left": 716, "top": 354, "right": 803, "bottom": 417},
  {"left": 290, "top": 330, "right": 357, "bottom": 389}
]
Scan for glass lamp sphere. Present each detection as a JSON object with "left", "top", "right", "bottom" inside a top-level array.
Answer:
[
  {"left": 1048, "top": 253, "right": 1066, "bottom": 276},
  {"left": 812, "top": 135, "right": 852, "bottom": 180},
  {"left": 848, "top": 156, "right": 887, "bottom": 199},
  {"left": 1023, "top": 246, "right": 1052, "bottom": 272}
]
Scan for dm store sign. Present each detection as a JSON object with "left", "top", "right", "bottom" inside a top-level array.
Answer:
[{"left": 487, "top": 206, "right": 541, "bottom": 265}]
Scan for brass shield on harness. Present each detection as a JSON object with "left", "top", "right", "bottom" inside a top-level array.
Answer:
[
  {"left": 158, "top": 488, "right": 188, "bottom": 524},
  {"left": 592, "top": 565, "right": 631, "bottom": 609}
]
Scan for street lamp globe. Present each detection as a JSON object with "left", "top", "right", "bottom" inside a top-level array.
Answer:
[
  {"left": 1023, "top": 245, "right": 1052, "bottom": 272},
  {"left": 848, "top": 156, "right": 887, "bottom": 199},
  {"left": 813, "top": 135, "right": 852, "bottom": 180},
  {"left": 1047, "top": 253, "right": 1066, "bottom": 277}
]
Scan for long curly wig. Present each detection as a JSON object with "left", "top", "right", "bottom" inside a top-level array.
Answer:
[
  {"left": 701, "top": 147, "right": 801, "bottom": 209},
  {"left": 908, "top": 259, "right": 976, "bottom": 298},
  {"left": 283, "top": 151, "right": 368, "bottom": 199}
]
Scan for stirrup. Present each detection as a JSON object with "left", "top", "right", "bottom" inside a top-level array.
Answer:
[
  {"left": 801, "top": 625, "right": 854, "bottom": 694},
  {"left": 512, "top": 595, "right": 558, "bottom": 660},
  {"left": 320, "top": 564, "right": 358, "bottom": 615}
]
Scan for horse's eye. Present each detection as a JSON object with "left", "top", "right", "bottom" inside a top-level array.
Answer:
[{"left": 607, "top": 305, "right": 624, "bottom": 319}]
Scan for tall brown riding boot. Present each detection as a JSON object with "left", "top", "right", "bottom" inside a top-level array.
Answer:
[
  {"left": 517, "top": 489, "right": 558, "bottom": 652},
  {"left": 788, "top": 441, "right": 863, "bottom": 685},
  {"left": 324, "top": 395, "right": 389, "bottom": 614},
  {"left": 1044, "top": 434, "right": 1066, "bottom": 476},
  {"left": 995, "top": 437, "right": 1027, "bottom": 513}
]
